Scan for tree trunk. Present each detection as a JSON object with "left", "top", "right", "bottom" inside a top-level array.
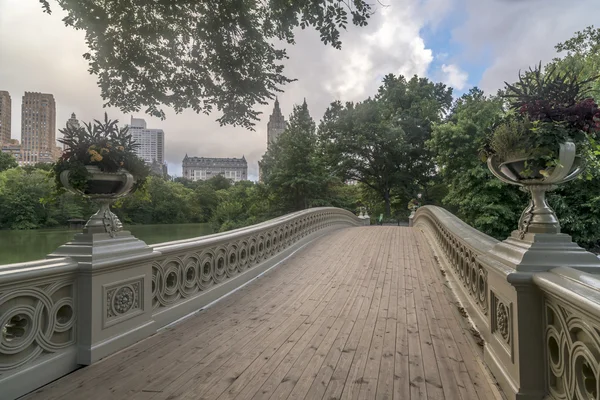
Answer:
[{"left": 384, "top": 189, "right": 391, "bottom": 218}]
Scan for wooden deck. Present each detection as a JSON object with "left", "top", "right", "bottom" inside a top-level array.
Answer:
[{"left": 25, "top": 227, "right": 503, "bottom": 400}]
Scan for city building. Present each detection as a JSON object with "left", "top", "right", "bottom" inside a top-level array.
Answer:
[
  {"left": 267, "top": 98, "right": 286, "bottom": 147},
  {"left": 182, "top": 155, "right": 248, "bottom": 182},
  {"left": 259, "top": 98, "right": 287, "bottom": 181},
  {"left": 66, "top": 112, "right": 80, "bottom": 130},
  {"left": 128, "top": 116, "right": 165, "bottom": 165},
  {"left": 21, "top": 92, "right": 56, "bottom": 164},
  {"left": 0, "top": 91, "right": 11, "bottom": 145},
  {"left": 1, "top": 139, "right": 23, "bottom": 164}
]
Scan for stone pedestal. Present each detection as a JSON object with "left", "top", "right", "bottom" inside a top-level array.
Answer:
[
  {"left": 48, "top": 229, "right": 160, "bottom": 365},
  {"left": 489, "top": 230, "right": 600, "bottom": 273}
]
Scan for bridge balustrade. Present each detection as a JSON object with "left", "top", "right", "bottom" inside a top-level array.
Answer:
[
  {"left": 414, "top": 205, "right": 600, "bottom": 400},
  {"left": 0, "top": 207, "right": 362, "bottom": 400}
]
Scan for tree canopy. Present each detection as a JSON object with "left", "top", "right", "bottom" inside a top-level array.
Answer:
[
  {"left": 39, "top": 0, "right": 372, "bottom": 129},
  {"left": 319, "top": 74, "right": 453, "bottom": 216}
]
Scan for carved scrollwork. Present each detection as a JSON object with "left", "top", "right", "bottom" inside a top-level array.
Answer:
[
  {"left": 0, "top": 280, "right": 76, "bottom": 372},
  {"left": 545, "top": 298, "right": 600, "bottom": 400}
]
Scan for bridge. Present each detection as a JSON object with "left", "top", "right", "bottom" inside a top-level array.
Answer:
[{"left": 1, "top": 207, "right": 599, "bottom": 400}]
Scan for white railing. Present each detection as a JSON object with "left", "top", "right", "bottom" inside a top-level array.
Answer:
[
  {"left": 0, "top": 258, "right": 79, "bottom": 399},
  {"left": 534, "top": 268, "right": 600, "bottom": 400},
  {"left": 414, "top": 205, "right": 600, "bottom": 400},
  {"left": 0, "top": 207, "right": 362, "bottom": 400}
]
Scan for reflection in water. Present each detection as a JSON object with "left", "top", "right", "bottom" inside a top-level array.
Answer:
[{"left": 0, "top": 223, "right": 213, "bottom": 265}]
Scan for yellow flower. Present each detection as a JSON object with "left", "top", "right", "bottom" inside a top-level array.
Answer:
[
  {"left": 101, "top": 148, "right": 109, "bottom": 154},
  {"left": 91, "top": 154, "right": 103, "bottom": 162},
  {"left": 117, "top": 146, "right": 124, "bottom": 151},
  {"left": 120, "top": 161, "right": 124, "bottom": 166}
]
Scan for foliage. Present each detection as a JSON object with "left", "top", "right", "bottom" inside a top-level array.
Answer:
[
  {"left": 484, "top": 63, "right": 600, "bottom": 174},
  {"left": 39, "top": 0, "right": 372, "bottom": 129},
  {"left": 52, "top": 113, "right": 150, "bottom": 192},
  {"left": 488, "top": 117, "right": 531, "bottom": 162},
  {"left": 0, "top": 168, "right": 95, "bottom": 230},
  {"left": 261, "top": 100, "right": 335, "bottom": 211},
  {"left": 0, "top": 152, "right": 17, "bottom": 172},
  {"left": 319, "top": 74, "right": 453, "bottom": 216},
  {"left": 429, "top": 88, "right": 528, "bottom": 239}
]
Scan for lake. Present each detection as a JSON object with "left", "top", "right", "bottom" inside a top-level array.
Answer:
[{"left": 0, "top": 223, "right": 214, "bottom": 265}]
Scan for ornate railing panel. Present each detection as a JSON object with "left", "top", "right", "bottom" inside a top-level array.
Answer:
[
  {"left": 151, "top": 207, "right": 361, "bottom": 313},
  {"left": 0, "top": 258, "right": 78, "bottom": 398},
  {"left": 534, "top": 268, "right": 600, "bottom": 400}
]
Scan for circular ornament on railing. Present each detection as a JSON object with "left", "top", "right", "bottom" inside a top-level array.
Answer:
[
  {"left": 496, "top": 302, "right": 510, "bottom": 342},
  {"left": 226, "top": 244, "right": 238, "bottom": 278},
  {"left": 113, "top": 286, "right": 135, "bottom": 314}
]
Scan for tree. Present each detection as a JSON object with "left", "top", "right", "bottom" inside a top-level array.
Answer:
[
  {"left": 261, "top": 100, "right": 332, "bottom": 211},
  {"left": 39, "top": 0, "right": 372, "bottom": 128},
  {"left": 0, "top": 152, "right": 17, "bottom": 172},
  {"left": 319, "top": 99, "right": 405, "bottom": 216},
  {"left": 319, "top": 74, "right": 453, "bottom": 216},
  {"left": 428, "top": 88, "right": 527, "bottom": 239},
  {"left": 548, "top": 26, "right": 600, "bottom": 96}
]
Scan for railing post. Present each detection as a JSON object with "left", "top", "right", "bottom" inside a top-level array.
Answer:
[
  {"left": 483, "top": 271, "right": 546, "bottom": 400},
  {"left": 48, "top": 229, "right": 160, "bottom": 365}
]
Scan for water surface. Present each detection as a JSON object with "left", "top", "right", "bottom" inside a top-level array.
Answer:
[{"left": 0, "top": 223, "right": 213, "bottom": 265}]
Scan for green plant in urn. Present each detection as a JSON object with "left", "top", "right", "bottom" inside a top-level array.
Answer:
[{"left": 52, "top": 113, "right": 149, "bottom": 236}]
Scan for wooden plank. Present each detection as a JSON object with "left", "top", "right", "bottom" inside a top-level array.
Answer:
[
  {"left": 407, "top": 229, "right": 444, "bottom": 400},
  {"left": 338, "top": 227, "right": 390, "bottom": 400},
  {"left": 375, "top": 228, "right": 399, "bottom": 400},
  {"left": 213, "top": 228, "right": 368, "bottom": 400},
  {"left": 320, "top": 228, "right": 386, "bottom": 400},
  {"left": 394, "top": 227, "right": 410, "bottom": 400},
  {"left": 411, "top": 230, "right": 463, "bottom": 400},
  {"left": 300, "top": 231, "right": 382, "bottom": 400},
  {"left": 271, "top": 229, "right": 384, "bottom": 400},
  {"left": 357, "top": 228, "right": 394, "bottom": 400}
]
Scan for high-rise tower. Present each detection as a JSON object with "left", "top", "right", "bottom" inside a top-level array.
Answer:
[
  {"left": 0, "top": 91, "right": 11, "bottom": 145},
  {"left": 66, "top": 112, "right": 81, "bottom": 130},
  {"left": 128, "top": 116, "right": 165, "bottom": 164},
  {"left": 21, "top": 92, "right": 56, "bottom": 163},
  {"left": 267, "top": 98, "right": 286, "bottom": 147}
]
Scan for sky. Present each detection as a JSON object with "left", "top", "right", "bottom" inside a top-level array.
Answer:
[{"left": 0, "top": 0, "right": 598, "bottom": 180}]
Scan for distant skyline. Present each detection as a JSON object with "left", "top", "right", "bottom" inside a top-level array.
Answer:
[{"left": 1, "top": 0, "right": 598, "bottom": 179}]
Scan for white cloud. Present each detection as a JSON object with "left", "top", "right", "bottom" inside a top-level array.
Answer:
[
  {"left": 453, "top": 0, "right": 599, "bottom": 93},
  {"left": 441, "top": 63, "right": 469, "bottom": 90}
]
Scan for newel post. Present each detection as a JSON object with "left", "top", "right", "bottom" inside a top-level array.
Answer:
[
  {"left": 48, "top": 226, "right": 160, "bottom": 365},
  {"left": 506, "top": 273, "right": 546, "bottom": 400}
]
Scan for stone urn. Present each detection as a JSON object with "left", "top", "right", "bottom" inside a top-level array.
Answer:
[
  {"left": 487, "top": 141, "right": 584, "bottom": 237},
  {"left": 60, "top": 165, "right": 135, "bottom": 237}
]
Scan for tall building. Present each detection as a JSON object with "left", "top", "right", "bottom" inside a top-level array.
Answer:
[
  {"left": 183, "top": 155, "right": 248, "bottom": 182},
  {"left": 128, "top": 116, "right": 165, "bottom": 164},
  {"left": 267, "top": 98, "right": 286, "bottom": 147},
  {"left": 66, "top": 112, "right": 80, "bottom": 130},
  {"left": 0, "top": 91, "right": 11, "bottom": 144},
  {"left": 21, "top": 92, "right": 56, "bottom": 163}
]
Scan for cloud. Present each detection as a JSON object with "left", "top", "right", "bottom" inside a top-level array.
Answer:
[
  {"left": 441, "top": 64, "right": 469, "bottom": 90},
  {"left": 453, "top": 0, "right": 599, "bottom": 93},
  {"left": 0, "top": 0, "right": 450, "bottom": 179}
]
